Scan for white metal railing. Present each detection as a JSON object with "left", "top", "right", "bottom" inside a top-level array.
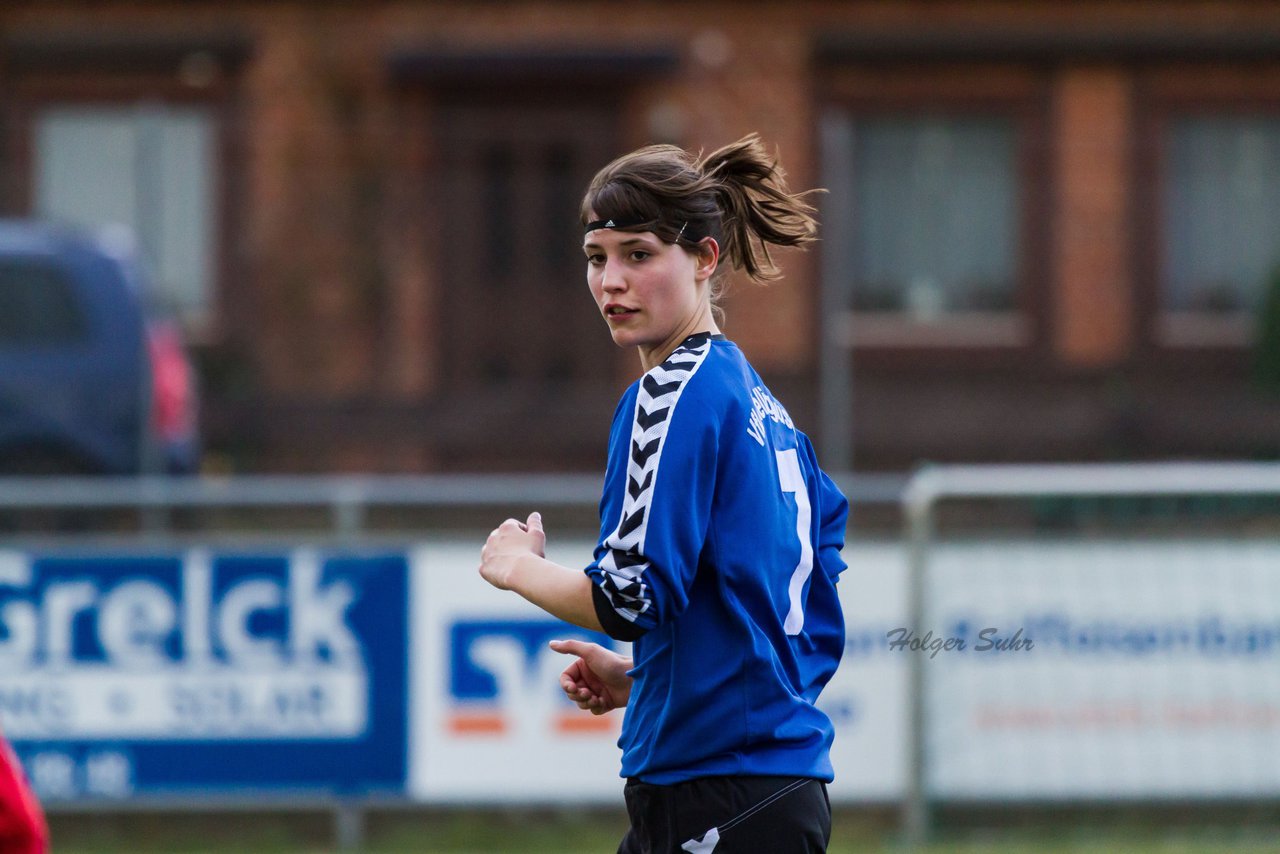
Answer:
[{"left": 0, "top": 471, "right": 907, "bottom": 537}]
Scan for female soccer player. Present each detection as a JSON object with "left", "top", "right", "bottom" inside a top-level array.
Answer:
[{"left": 479, "top": 134, "right": 848, "bottom": 853}]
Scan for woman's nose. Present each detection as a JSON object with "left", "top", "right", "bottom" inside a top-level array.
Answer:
[{"left": 601, "top": 260, "right": 626, "bottom": 291}]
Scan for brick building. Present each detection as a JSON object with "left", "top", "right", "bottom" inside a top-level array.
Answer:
[{"left": 4, "top": 1, "right": 1280, "bottom": 472}]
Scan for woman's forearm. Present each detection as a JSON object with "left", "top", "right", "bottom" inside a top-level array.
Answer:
[{"left": 508, "top": 554, "right": 604, "bottom": 633}]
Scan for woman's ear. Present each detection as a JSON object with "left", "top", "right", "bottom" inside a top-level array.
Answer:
[{"left": 693, "top": 237, "right": 720, "bottom": 283}]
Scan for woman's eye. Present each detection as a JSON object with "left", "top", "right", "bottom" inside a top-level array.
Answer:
[
  {"left": 630, "top": 250, "right": 650, "bottom": 261},
  {"left": 587, "top": 254, "right": 605, "bottom": 265}
]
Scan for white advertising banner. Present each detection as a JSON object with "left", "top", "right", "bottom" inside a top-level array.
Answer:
[
  {"left": 408, "top": 537, "right": 1280, "bottom": 803},
  {"left": 407, "top": 539, "right": 907, "bottom": 804},
  {"left": 409, "top": 541, "right": 629, "bottom": 804},
  {"left": 922, "top": 540, "right": 1280, "bottom": 799},
  {"left": 822, "top": 542, "right": 909, "bottom": 801}
]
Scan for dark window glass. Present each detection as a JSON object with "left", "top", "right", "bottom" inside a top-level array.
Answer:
[
  {"left": 0, "top": 261, "right": 88, "bottom": 345},
  {"left": 482, "top": 144, "right": 515, "bottom": 281},
  {"left": 544, "top": 142, "right": 577, "bottom": 277},
  {"left": 436, "top": 96, "right": 617, "bottom": 387},
  {"left": 849, "top": 116, "right": 1019, "bottom": 316},
  {"left": 1163, "top": 116, "right": 1280, "bottom": 314}
]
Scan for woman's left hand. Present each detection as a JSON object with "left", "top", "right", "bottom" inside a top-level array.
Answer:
[{"left": 479, "top": 511, "right": 546, "bottom": 590}]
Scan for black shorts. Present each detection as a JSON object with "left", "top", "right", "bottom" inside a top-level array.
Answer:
[{"left": 618, "top": 775, "right": 830, "bottom": 854}]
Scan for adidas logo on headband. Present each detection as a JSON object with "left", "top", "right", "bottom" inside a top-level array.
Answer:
[{"left": 584, "top": 217, "right": 646, "bottom": 234}]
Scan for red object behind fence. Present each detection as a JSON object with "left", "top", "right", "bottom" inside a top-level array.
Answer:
[{"left": 0, "top": 731, "right": 47, "bottom": 854}]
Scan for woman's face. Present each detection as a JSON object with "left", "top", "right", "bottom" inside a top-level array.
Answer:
[{"left": 584, "top": 224, "right": 718, "bottom": 370}]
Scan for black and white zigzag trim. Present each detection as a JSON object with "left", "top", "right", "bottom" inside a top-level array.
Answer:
[{"left": 596, "top": 334, "right": 714, "bottom": 624}]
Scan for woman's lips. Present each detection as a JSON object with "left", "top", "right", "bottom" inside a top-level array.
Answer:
[{"left": 605, "top": 306, "right": 639, "bottom": 322}]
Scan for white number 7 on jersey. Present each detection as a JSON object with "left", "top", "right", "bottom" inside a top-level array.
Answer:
[{"left": 776, "top": 448, "right": 814, "bottom": 636}]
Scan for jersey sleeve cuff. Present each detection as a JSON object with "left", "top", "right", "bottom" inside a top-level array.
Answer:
[{"left": 592, "top": 582, "right": 647, "bottom": 642}]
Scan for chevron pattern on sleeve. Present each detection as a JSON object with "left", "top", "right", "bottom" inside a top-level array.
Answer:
[{"left": 596, "top": 335, "right": 714, "bottom": 624}]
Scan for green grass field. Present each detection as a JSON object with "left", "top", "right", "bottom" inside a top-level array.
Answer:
[{"left": 48, "top": 808, "right": 1280, "bottom": 853}]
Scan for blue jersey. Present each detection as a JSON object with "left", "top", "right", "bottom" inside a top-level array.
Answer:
[{"left": 586, "top": 333, "right": 849, "bottom": 784}]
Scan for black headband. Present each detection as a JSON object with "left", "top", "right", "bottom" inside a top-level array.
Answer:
[
  {"left": 583, "top": 217, "right": 652, "bottom": 234},
  {"left": 583, "top": 217, "right": 702, "bottom": 243}
]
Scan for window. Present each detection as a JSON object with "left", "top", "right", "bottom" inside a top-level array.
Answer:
[
  {"left": 1158, "top": 115, "right": 1280, "bottom": 345},
  {"left": 434, "top": 94, "right": 620, "bottom": 388},
  {"left": 0, "top": 261, "right": 87, "bottom": 345},
  {"left": 33, "top": 103, "right": 218, "bottom": 325},
  {"left": 849, "top": 116, "right": 1019, "bottom": 316},
  {"left": 4, "top": 38, "right": 245, "bottom": 336},
  {"left": 821, "top": 90, "right": 1042, "bottom": 349}
]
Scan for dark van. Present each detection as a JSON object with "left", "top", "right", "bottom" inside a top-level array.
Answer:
[{"left": 0, "top": 221, "right": 199, "bottom": 475}]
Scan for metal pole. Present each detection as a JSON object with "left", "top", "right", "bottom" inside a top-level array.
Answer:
[
  {"left": 138, "top": 475, "right": 171, "bottom": 536},
  {"left": 334, "top": 801, "right": 364, "bottom": 851},
  {"left": 902, "top": 469, "right": 936, "bottom": 849},
  {"left": 134, "top": 101, "right": 167, "bottom": 490},
  {"left": 333, "top": 483, "right": 367, "bottom": 540},
  {"left": 818, "top": 110, "right": 855, "bottom": 471}
]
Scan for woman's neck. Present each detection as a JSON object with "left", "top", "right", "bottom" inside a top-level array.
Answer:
[{"left": 638, "top": 316, "right": 721, "bottom": 372}]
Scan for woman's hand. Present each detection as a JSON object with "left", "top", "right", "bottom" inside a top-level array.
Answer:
[
  {"left": 479, "top": 512, "right": 546, "bottom": 590},
  {"left": 550, "top": 639, "right": 633, "bottom": 715}
]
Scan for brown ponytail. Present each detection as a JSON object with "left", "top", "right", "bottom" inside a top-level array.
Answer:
[
  {"left": 580, "top": 133, "right": 820, "bottom": 286},
  {"left": 698, "top": 134, "right": 819, "bottom": 283}
]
